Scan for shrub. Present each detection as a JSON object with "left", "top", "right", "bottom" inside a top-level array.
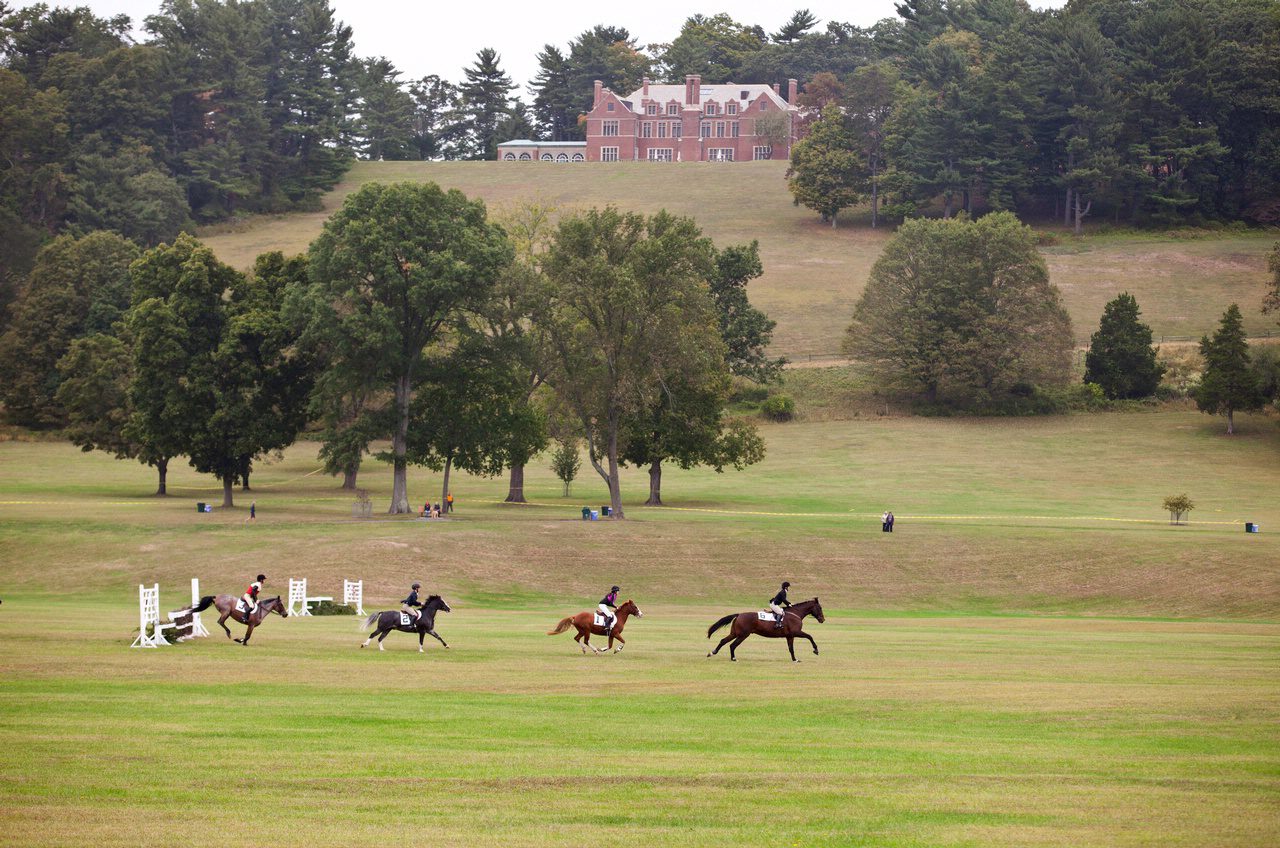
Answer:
[
  {"left": 1162, "top": 493, "right": 1194, "bottom": 525},
  {"left": 761, "top": 394, "right": 795, "bottom": 421},
  {"left": 310, "top": 600, "right": 356, "bottom": 615}
]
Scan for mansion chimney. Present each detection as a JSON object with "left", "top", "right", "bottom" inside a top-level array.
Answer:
[
  {"left": 772, "top": 82, "right": 780, "bottom": 96},
  {"left": 788, "top": 78, "right": 798, "bottom": 103},
  {"left": 642, "top": 77, "right": 650, "bottom": 96},
  {"left": 593, "top": 79, "right": 603, "bottom": 107},
  {"left": 685, "top": 74, "right": 701, "bottom": 106}
]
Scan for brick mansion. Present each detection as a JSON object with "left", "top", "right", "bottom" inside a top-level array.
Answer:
[{"left": 498, "top": 74, "right": 801, "bottom": 163}]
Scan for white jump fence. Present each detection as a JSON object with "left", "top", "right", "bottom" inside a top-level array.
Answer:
[
  {"left": 343, "top": 579, "right": 365, "bottom": 615},
  {"left": 130, "top": 583, "right": 174, "bottom": 648},
  {"left": 188, "top": 577, "right": 210, "bottom": 638},
  {"left": 287, "top": 578, "right": 332, "bottom": 616}
]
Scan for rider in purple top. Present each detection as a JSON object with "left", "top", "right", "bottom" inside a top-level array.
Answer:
[{"left": 597, "top": 586, "right": 619, "bottom": 633}]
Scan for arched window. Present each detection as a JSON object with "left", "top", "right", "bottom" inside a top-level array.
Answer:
[
  {"left": 503, "top": 153, "right": 515, "bottom": 160},
  {"left": 572, "top": 153, "right": 584, "bottom": 161},
  {"left": 557, "top": 153, "right": 568, "bottom": 161},
  {"left": 518, "top": 153, "right": 531, "bottom": 160},
  {"left": 541, "top": 153, "right": 553, "bottom": 160}
]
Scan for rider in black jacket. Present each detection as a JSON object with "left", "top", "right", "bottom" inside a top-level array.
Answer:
[
  {"left": 768, "top": 582, "right": 791, "bottom": 629},
  {"left": 402, "top": 583, "right": 423, "bottom": 620}
]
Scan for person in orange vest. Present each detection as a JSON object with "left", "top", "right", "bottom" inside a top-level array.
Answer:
[{"left": 446, "top": 492, "right": 454, "bottom": 514}]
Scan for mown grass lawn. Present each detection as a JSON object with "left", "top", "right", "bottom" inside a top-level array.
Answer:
[{"left": 2, "top": 410, "right": 1277, "bottom": 846}]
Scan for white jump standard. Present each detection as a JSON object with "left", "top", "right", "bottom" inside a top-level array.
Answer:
[
  {"left": 130, "top": 583, "right": 175, "bottom": 648},
  {"left": 288, "top": 577, "right": 332, "bottom": 616},
  {"left": 343, "top": 579, "right": 365, "bottom": 615},
  {"left": 188, "top": 577, "right": 210, "bottom": 637}
]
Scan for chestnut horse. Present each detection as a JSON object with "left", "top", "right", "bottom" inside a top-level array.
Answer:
[
  {"left": 547, "top": 599, "right": 642, "bottom": 654},
  {"left": 189, "top": 594, "right": 288, "bottom": 645},
  {"left": 706, "top": 597, "right": 824, "bottom": 662}
]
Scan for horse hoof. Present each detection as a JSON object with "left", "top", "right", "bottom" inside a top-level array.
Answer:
[{"left": 418, "top": 649, "right": 424, "bottom": 654}]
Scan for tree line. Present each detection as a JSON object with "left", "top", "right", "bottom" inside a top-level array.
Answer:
[{"left": 6, "top": 182, "right": 779, "bottom": 515}]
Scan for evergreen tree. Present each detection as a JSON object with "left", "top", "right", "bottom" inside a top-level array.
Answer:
[
  {"left": 773, "top": 9, "right": 820, "bottom": 44},
  {"left": 409, "top": 74, "right": 462, "bottom": 159},
  {"left": 1194, "top": 304, "right": 1265, "bottom": 435},
  {"left": 1084, "top": 293, "right": 1164, "bottom": 399},
  {"left": 353, "top": 57, "right": 415, "bottom": 160},
  {"left": 458, "top": 48, "right": 515, "bottom": 160},
  {"left": 530, "top": 45, "right": 577, "bottom": 141}
]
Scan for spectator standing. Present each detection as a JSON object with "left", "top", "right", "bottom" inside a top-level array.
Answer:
[
  {"left": 886, "top": 511, "right": 895, "bottom": 533},
  {"left": 446, "top": 492, "right": 454, "bottom": 514}
]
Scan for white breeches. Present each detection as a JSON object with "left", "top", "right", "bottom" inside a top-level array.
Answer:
[
  {"left": 598, "top": 604, "right": 614, "bottom": 622},
  {"left": 242, "top": 595, "right": 257, "bottom": 612},
  {"left": 770, "top": 603, "right": 785, "bottom": 620}
]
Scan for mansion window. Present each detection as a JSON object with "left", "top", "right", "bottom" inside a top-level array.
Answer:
[
  {"left": 740, "top": 90, "right": 749, "bottom": 99},
  {"left": 705, "top": 103, "right": 718, "bottom": 116},
  {"left": 667, "top": 103, "right": 678, "bottom": 115},
  {"left": 700, "top": 122, "right": 711, "bottom": 138},
  {"left": 503, "top": 153, "right": 515, "bottom": 160},
  {"left": 647, "top": 104, "right": 658, "bottom": 115},
  {"left": 642, "top": 122, "right": 652, "bottom": 138},
  {"left": 759, "top": 101, "right": 767, "bottom": 110},
  {"left": 727, "top": 102, "right": 737, "bottom": 115},
  {"left": 657, "top": 122, "right": 668, "bottom": 138},
  {"left": 648, "top": 148, "right": 673, "bottom": 162},
  {"left": 673, "top": 122, "right": 682, "bottom": 138},
  {"left": 732, "top": 123, "right": 740, "bottom": 138},
  {"left": 601, "top": 146, "right": 619, "bottom": 162},
  {"left": 557, "top": 153, "right": 568, "bottom": 161},
  {"left": 519, "top": 153, "right": 531, "bottom": 160},
  {"left": 753, "top": 146, "right": 772, "bottom": 160},
  {"left": 572, "top": 153, "right": 584, "bottom": 161},
  {"left": 607, "top": 102, "right": 615, "bottom": 111},
  {"left": 541, "top": 153, "right": 553, "bottom": 160},
  {"left": 602, "top": 120, "right": 619, "bottom": 137},
  {"left": 709, "top": 148, "right": 734, "bottom": 161},
  {"left": 715, "top": 121, "right": 726, "bottom": 138}
]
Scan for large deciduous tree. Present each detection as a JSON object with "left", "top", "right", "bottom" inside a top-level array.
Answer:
[
  {"left": 301, "top": 181, "right": 511, "bottom": 513},
  {"left": 538, "top": 208, "right": 724, "bottom": 518},
  {"left": 1084, "top": 292, "right": 1164, "bottom": 399},
  {"left": 844, "top": 212, "right": 1074, "bottom": 406},
  {"left": 1195, "top": 303, "right": 1265, "bottom": 435},
  {"left": 787, "top": 105, "right": 862, "bottom": 227}
]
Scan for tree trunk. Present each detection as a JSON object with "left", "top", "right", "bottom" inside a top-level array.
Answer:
[
  {"left": 389, "top": 374, "right": 411, "bottom": 513},
  {"left": 943, "top": 193, "right": 953, "bottom": 219},
  {"left": 221, "top": 475, "right": 234, "bottom": 508},
  {"left": 1064, "top": 187, "right": 1072, "bottom": 228},
  {"left": 870, "top": 165, "right": 879, "bottom": 228},
  {"left": 441, "top": 454, "right": 453, "bottom": 512},
  {"left": 155, "top": 457, "right": 169, "bottom": 496},
  {"left": 606, "top": 410, "right": 624, "bottom": 518},
  {"left": 240, "top": 456, "right": 251, "bottom": 491},
  {"left": 505, "top": 463, "right": 526, "bottom": 503},
  {"left": 831, "top": 209, "right": 838, "bottom": 228},
  {"left": 1226, "top": 408, "right": 1235, "bottom": 435},
  {"left": 645, "top": 459, "right": 663, "bottom": 506},
  {"left": 341, "top": 461, "right": 358, "bottom": 490},
  {"left": 1074, "top": 194, "right": 1091, "bottom": 236}
]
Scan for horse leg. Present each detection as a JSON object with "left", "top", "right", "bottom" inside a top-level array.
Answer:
[
  {"left": 238, "top": 623, "right": 254, "bottom": 645},
  {"left": 709, "top": 633, "right": 735, "bottom": 657},
  {"left": 418, "top": 630, "right": 425, "bottom": 654},
  {"left": 798, "top": 631, "right": 819, "bottom": 655},
  {"left": 729, "top": 634, "right": 748, "bottom": 661},
  {"left": 377, "top": 629, "right": 390, "bottom": 651},
  {"left": 428, "top": 629, "right": 448, "bottom": 649},
  {"left": 218, "top": 612, "right": 232, "bottom": 639},
  {"left": 612, "top": 634, "right": 625, "bottom": 653},
  {"left": 787, "top": 636, "right": 799, "bottom": 662}
]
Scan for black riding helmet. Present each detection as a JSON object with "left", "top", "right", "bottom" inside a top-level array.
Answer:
[
  {"left": 412, "top": 582, "right": 421, "bottom": 589},
  {"left": 257, "top": 574, "right": 266, "bottom": 582},
  {"left": 611, "top": 585, "right": 620, "bottom": 592},
  {"left": 781, "top": 581, "right": 790, "bottom": 588}
]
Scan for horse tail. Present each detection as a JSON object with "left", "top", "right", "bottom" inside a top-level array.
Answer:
[
  {"left": 362, "top": 612, "right": 380, "bottom": 630},
  {"left": 190, "top": 596, "right": 215, "bottom": 614},
  {"left": 707, "top": 613, "right": 737, "bottom": 639},
  {"left": 547, "top": 616, "right": 574, "bottom": 635}
]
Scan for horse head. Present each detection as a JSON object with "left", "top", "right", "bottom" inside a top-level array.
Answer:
[
  {"left": 619, "top": 599, "right": 642, "bottom": 618},
  {"left": 426, "top": 595, "right": 451, "bottom": 613},
  {"left": 809, "top": 597, "right": 825, "bottom": 623},
  {"left": 267, "top": 596, "right": 289, "bottom": 618}
]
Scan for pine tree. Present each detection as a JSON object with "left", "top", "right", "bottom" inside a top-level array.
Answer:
[
  {"left": 1084, "top": 293, "right": 1164, "bottom": 399},
  {"left": 458, "top": 48, "right": 515, "bottom": 160},
  {"left": 1194, "top": 304, "right": 1265, "bottom": 434}
]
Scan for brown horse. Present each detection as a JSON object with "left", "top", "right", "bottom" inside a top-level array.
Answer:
[
  {"left": 190, "top": 594, "right": 288, "bottom": 645},
  {"left": 706, "top": 597, "right": 824, "bottom": 662},
  {"left": 547, "top": 599, "right": 643, "bottom": 654}
]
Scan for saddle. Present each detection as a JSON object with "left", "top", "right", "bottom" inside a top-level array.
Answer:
[
  {"left": 593, "top": 613, "right": 613, "bottom": 628},
  {"left": 236, "top": 599, "right": 250, "bottom": 614},
  {"left": 756, "top": 610, "right": 780, "bottom": 622}
]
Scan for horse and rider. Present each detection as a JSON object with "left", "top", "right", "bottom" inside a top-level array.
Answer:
[
  {"left": 707, "top": 581, "right": 825, "bottom": 662},
  {"left": 188, "top": 573, "right": 288, "bottom": 645},
  {"left": 361, "top": 582, "right": 452, "bottom": 652},
  {"left": 547, "top": 585, "right": 643, "bottom": 654}
]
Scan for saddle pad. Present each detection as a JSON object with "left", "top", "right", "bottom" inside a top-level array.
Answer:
[
  {"left": 594, "top": 613, "right": 609, "bottom": 627},
  {"left": 236, "top": 600, "right": 248, "bottom": 614},
  {"left": 756, "top": 611, "right": 778, "bottom": 621},
  {"left": 399, "top": 613, "right": 412, "bottom": 626}
]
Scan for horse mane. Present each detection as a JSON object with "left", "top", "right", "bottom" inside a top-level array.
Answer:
[{"left": 427, "top": 594, "right": 441, "bottom": 601}]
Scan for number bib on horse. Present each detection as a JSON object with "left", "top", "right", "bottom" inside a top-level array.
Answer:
[
  {"left": 756, "top": 610, "right": 781, "bottom": 622},
  {"left": 594, "top": 613, "right": 610, "bottom": 627}
]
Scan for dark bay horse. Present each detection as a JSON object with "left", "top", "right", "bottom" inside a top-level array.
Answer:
[
  {"left": 361, "top": 595, "right": 451, "bottom": 653},
  {"left": 547, "top": 599, "right": 642, "bottom": 654},
  {"left": 707, "top": 597, "right": 824, "bottom": 662},
  {"left": 190, "top": 594, "right": 288, "bottom": 645}
]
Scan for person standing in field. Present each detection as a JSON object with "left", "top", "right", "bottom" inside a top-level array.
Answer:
[
  {"left": 887, "top": 511, "right": 894, "bottom": 533},
  {"left": 250, "top": 501, "right": 256, "bottom": 521},
  {"left": 881, "top": 511, "right": 889, "bottom": 532},
  {"left": 446, "top": 492, "right": 454, "bottom": 514}
]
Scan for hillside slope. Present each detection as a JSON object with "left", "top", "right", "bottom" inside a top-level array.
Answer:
[{"left": 201, "top": 161, "right": 1277, "bottom": 359}]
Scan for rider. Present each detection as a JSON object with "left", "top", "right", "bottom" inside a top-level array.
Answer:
[
  {"left": 242, "top": 574, "right": 265, "bottom": 621},
  {"left": 769, "top": 581, "right": 791, "bottom": 630},
  {"left": 402, "top": 582, "right": 424, "bottom": 620},
  {"left": 598, "top": 586, "right": 619, "bottom": 634}
]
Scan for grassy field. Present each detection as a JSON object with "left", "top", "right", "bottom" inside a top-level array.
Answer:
[
  {"left": 200, "top": 161, "right": 1278, "bottom": 360},
  {"left": 2, "top": 411, "right": 1279, "bottom": 845}
]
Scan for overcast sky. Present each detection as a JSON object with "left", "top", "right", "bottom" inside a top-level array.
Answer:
[{"left": 39, "top": 0, "right": 1067, "bottom": 94}]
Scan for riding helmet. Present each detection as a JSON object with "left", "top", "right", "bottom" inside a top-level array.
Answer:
[
  {"left": 257, "top": 574, "right": 266, "bottom": 582},
  {"left": 611, "top": 585, "right": 620, "bottom": 592},
  {"left": 782, "top": 581, "right": 790, "bottom": 588},
  {"left": 412, "top": 582, "right": 421, "bottom": 589}
]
